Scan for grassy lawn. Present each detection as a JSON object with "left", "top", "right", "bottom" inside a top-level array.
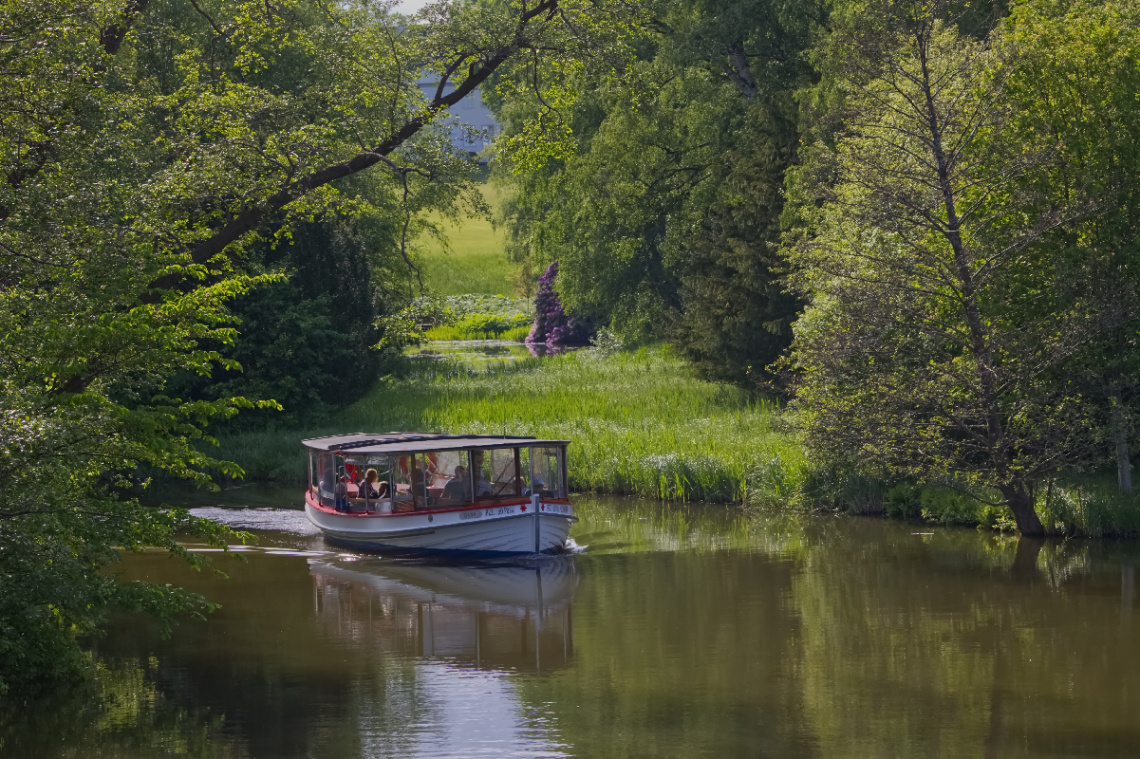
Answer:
[
  {"left": 214, "top": 347, "right": 807, "bottom": 505},
  {"left": 417, "top": 182, "right": 520, "bottom": 296}
]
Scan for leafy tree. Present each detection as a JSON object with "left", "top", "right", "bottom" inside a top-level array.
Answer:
[
  {"left": 0, "top": 0, "right": 638, "bottom": 691},
  {"left": 783, "top": 0, "right": 1140, "bottom": 535},
  {"left": 171, "top": 214, "right": 385, "bottom": 426},
  {"left": 491, "top": 0, "right": 820, "bottom": 387},
  {"left": 998, "top": 0, "right": 1140, "bottom": 493}
]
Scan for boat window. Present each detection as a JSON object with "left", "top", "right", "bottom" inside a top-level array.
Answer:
[
  {"left": 340, "top": 455, "right": 363, "bottom": 488},
  {"left": 358, "top": 456, "right": 392, "bottom": 504},
  {"left": 529, "top": 446, "right": 566, "bottom": 498},
  {"left": 518, "top": 446, "right": 531, "bottom": 493},
  {"left": 426, "top": 450, "right": 471, "bottom": 506},
  {"left": 469, "top": 448, "right": 521, "bottom": 500},
  {"left": 392, "top": 454, "right": 428, "bottom": 511},
  {"left": 490, "top": 448, "right": 523, "bottom": 499},
  {"left": 316, "top": 452, "right": 336, "bottom": 508}
]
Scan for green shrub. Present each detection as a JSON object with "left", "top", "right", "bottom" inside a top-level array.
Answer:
[
  {"left": 797, "top": 466, "right": 888, "bottom": 514},
  {"left": 501, "top": 325, "right": 530, "bottom": 342},
  {"left": 419, "top": 296, "right": 534, "bottom": 340},
  {"left": 919, "top": 487, "right": 986, "bottom": 526},
  {"left": 885, "top": 483, "right": 922, "bottom": 520},
  {"left": 883, "top": 482, "right": 1014, "bottom": 529}
]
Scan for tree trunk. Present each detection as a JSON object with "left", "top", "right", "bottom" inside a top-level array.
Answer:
[
  {"left": 1000, "top": 483, "right": 1045, "bottom": 536},
  {"left": 1111, "top": 387, "right": 1133, "bottom": 493}
]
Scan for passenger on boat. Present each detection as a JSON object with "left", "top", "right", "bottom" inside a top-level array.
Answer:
[
  {"left": 469, "top": 451, "right": 492, "bottom": 498},
  {"left": 408, "top": 457, "right": 426, "bottom": 502},
  {"left": 335, "top": 476, "right": 349, "bottom": 512},
  {"left": 442, "top": 465, "right": 468, "bottom": 502},
  {"left": 359, "top": 468, "right": 389, "bottom": 500}
]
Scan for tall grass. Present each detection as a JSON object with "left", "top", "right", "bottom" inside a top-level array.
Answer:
[
  {"left": 208, "top": 344, "right": 1140, "bottom": 535},
  {"left": 1043, "top": 475, "right": 1140, "bottom": 538},
  {"left": 213, "top": 346, "right": 808, "bottom": 505}
]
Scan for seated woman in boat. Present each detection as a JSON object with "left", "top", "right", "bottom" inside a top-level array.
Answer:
[
  {"left": 359, "top": 468, "right": 389, "bottom": 500},
  {"left": 441, "top": 465, "right": 469, "bottom": 503}
]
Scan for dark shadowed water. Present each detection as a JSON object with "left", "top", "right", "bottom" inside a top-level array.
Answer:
[{"left": 5, "top": 494, "right": 1140, "bottom": 758}]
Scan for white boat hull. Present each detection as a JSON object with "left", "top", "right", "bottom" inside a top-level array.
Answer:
[{"left": 304, "top": 494, "right": 575, "bottom": 556}]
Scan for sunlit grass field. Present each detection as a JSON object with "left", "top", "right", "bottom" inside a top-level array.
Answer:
[
  {"left": 417, "top": 182, "right": 519, "bottom": 296},
  {"left": 214, "top": 347, "right": 808, "bottom": 505}
]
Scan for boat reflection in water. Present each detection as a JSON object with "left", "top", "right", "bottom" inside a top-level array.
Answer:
[{"left": 309, "top": 556, "right": 578, "bottom": 674}]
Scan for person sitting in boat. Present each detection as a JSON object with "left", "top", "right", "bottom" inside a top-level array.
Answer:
[
  {"left": 442, "top": 465, "right": 469, "bottom": 502},
  {"left": 359, "top": 468, "right": 389, "bottom": 500},
  {"left": 335, "top": 476, "right": 349, "bottom": 512},
  {"left": 468, "top": 451, "right": 491, "bottom": 498},
  {"left": 408, "top": 457, "right": 427, "bottom": 503},
  {"left": 475, "top": 470, "right": 492, "bottom": 498}
]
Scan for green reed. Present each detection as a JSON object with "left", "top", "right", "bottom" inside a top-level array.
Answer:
[
  {"left": 213, "top": 346, "right": 808, "bottom": 505},
  {"left": 203, "top": 347, "right": 1140, "bottom": 534}
]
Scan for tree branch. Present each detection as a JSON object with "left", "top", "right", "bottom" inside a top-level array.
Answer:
[
  {"left": 100, "top": 0, "right": 151, "bottom": 55},
  {"left": 150, "top": 0, "right": 562, "bottom": 292}
]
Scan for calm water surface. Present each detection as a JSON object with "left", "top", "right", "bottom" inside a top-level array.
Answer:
[{"left": 6, "top": 495, "right": 1140, "bottom": 758}]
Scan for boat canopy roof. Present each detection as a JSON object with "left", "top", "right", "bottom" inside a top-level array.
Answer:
[{"left": 302, "top": 432, "right": 570, "bottom": 455}]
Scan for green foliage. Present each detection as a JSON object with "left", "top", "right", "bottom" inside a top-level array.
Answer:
[
  {"left": 884, "top": 484, "right": 923, "bottom": 521},
  {"left": 0, "top": 0, "right": 640, "bottom": 691},
  {"left": 172, "top": 216, "right": 389, "bottom": 426},
  {"left": 783, "top": 0, "right": 1140, "bottom": 534},
  {"left": 490, "top": 0, "right": 820, "bottom": 385},
  {"left": 424, "top": 313, "right": 533, "bottom": 341},
  {"left": 1045, "top": 476, "right": 1140, "bottom": 538},
  {"left": 884, "top": 485, "right": 1012, "bottom": 526},
  {"left": 669, "top": 112, "right": 803, "bottom": 389},
  {"left": 378, "top": 294, "right": 534, "bottom": 344}
]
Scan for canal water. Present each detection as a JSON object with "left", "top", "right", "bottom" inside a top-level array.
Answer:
[{"left": 4, "top": 496, "right": 1140, "bottom": 758}]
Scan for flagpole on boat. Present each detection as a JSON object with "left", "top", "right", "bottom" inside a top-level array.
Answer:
[{"left": 532, "top": 494, "right": 541, "bottom": 553}]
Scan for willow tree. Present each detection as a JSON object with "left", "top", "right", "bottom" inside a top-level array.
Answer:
[{"left": 784, "top": 0, "right": 1140, "bottom": 535}]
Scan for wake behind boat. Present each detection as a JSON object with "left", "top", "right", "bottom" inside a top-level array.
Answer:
[{"left": 303, "top": 433, "right": 577, "bottom": 555}]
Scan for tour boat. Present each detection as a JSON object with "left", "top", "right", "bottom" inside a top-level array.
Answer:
[{"left": 302, "top": 433, "right": 577, "bottom": 555}]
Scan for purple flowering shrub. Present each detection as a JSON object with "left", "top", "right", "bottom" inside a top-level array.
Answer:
[{"left": 526, "top": 262, "right": 594, "bottom": 354}]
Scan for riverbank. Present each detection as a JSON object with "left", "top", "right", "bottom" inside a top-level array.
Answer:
[
  {"left": 215, "top": 346, "right": 807, "bottom": 504},
  {"left": 210, "top": 345, "right": 1140, "bottom": 537}
]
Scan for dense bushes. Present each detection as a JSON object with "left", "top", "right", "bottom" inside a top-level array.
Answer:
[
  {"left": 425, "top": 312, "right": 533, "bottom": 341},
  {"left": 170, "top": 218, "right": 388, "bottom": 426}
]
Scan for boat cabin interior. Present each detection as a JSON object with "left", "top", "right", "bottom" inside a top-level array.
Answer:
[{"left": 303, "top": 433, "right": 570, "bottom": 515}]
